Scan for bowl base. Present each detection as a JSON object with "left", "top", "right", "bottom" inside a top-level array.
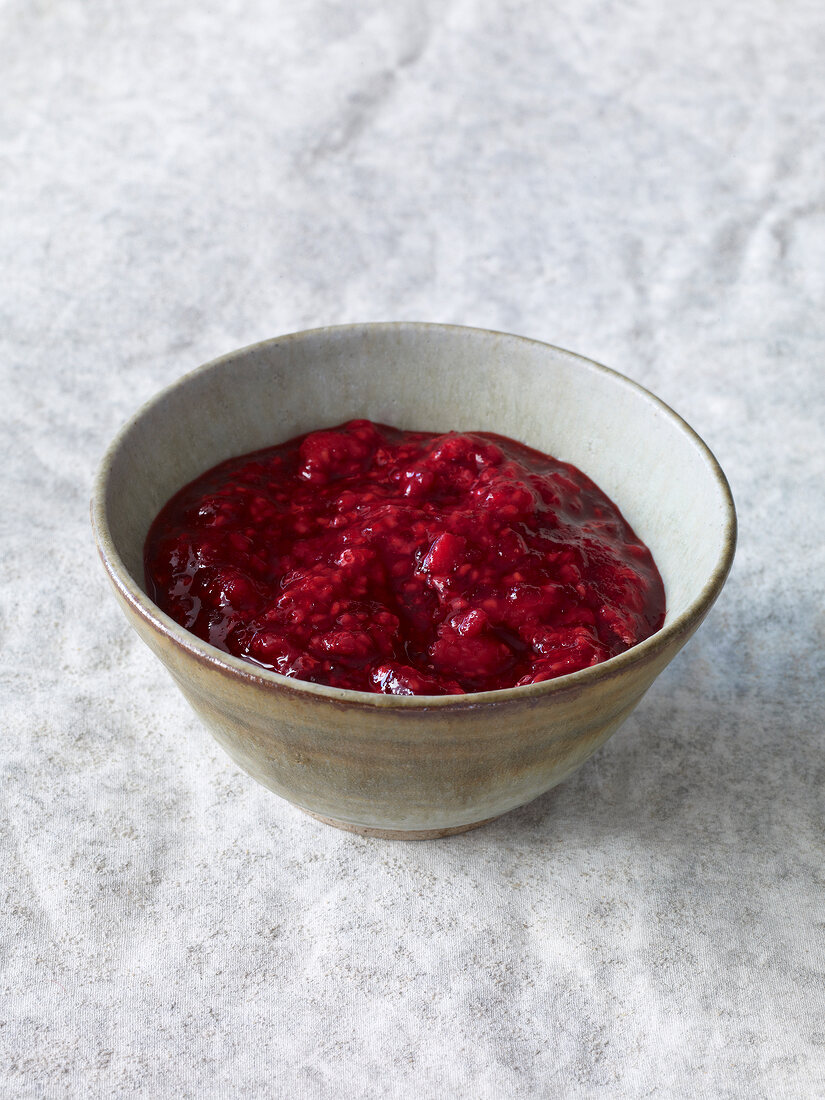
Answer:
[{"left": 300, "top": 808, "right": 499, "bottom": 840}]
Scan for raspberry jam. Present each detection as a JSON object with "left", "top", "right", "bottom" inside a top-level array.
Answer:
[{"left": 144, "top": 420, "right": 665, "bottom": 695}]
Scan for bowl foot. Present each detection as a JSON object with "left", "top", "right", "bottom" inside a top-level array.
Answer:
[{"left": 300, "top": 808, "right": 499, "bottom": 840}]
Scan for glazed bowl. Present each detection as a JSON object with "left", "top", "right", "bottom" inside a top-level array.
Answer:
[{"left": 91, "top": 323, "right": 736, "bottom": 838}]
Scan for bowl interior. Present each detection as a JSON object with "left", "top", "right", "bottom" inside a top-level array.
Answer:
[{"left": 100, "top": 324, "right": 733, "bottom": 634}]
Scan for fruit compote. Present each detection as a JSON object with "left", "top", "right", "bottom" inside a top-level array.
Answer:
[{"left": 145, "top": 420, "right": 665, "bottom": 695}]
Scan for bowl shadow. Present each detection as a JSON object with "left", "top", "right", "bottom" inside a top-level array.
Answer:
[{"left": 474, "top": 653, "right": 816, "bottom": 867}]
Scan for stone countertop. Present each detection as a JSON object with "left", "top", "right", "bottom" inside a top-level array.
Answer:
[{"left": 2, "top": 2, "right": 823, "bottom": 1096}]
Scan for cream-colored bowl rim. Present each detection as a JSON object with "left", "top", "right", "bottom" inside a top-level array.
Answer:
[{"left": 91, "top": 322, "right": 737, "bottom": 710}]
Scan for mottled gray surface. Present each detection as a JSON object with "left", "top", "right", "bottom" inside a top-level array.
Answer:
[{"left": 2, "top": 1, "right": 824, "bottom": 1096}]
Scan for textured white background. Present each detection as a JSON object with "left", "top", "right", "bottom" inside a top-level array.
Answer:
[{"left": 2, "top": 1, "right": 824, "bottom": 1096}]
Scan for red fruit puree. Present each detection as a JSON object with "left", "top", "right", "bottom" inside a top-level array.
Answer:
[{"left": 144, "top": 420, "right": 665, "bottom": 695}]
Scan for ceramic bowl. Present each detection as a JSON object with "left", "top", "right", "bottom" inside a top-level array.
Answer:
[{"left": 91, "top": 323, "right": 736, "bottom": 838}]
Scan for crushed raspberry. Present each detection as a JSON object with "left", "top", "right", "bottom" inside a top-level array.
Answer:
[{"left": 144, "top": 419, "right": 665, "bottom": 694}]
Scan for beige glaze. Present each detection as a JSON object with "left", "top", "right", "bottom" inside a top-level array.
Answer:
[{"left": 91, "top": 324, "right": 736, "bottom": 836}]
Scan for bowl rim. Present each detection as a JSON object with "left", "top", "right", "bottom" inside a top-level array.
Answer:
[{"left": 91, "top": 321, "right": 737, "bottom": 709}]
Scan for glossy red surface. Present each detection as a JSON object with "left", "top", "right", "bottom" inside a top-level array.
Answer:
[{"left": 144, "top": 420, "right": 665, "bottom": 694}]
